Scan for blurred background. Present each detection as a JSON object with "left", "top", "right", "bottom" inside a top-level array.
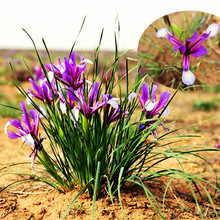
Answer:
[{"left": 1, "top": 0, "right": 220, "bottom": 51}]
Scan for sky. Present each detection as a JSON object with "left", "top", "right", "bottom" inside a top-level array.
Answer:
[{"left": 1, "top": 0, "right": 220, "bottom": 51}]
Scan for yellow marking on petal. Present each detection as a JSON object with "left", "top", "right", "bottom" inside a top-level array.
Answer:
[
  {"left": 185, "top": 70, "right": 190, "bottom": 79},
  {"left": 162, "top": 31, "right": 168, "bottom": 36}
]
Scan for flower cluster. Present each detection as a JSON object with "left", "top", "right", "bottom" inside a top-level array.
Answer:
[
  {"left": 157, "top": 23, "right": 219, "bottom": 85},
  {"left": 5, "top": 52, "right": 130, "bottom": 166}
]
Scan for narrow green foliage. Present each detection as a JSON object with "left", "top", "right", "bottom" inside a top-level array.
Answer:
[{"left": 2, "top": 18, "right": 219, "bottom": 220}]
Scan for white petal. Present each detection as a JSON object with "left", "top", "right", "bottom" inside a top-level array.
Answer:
[
  {"left": 4, "top": 121, "right": 11, "bottom": 134},
  {"left": 163, "top": 107, "right": 170, "bottom": 117},
  {"left": 39, "top": 106, "right": 46, "bottom": 118},
  {"left": 39, "top": 79, "right": 45, "bottom": 87},
  {"left": 85, "top": 80, "right": 93, "bottom": 85},
  {"left": 70, "top": 108, "right": 79, "bottom": 123},
  {"left": 60, "top": 102, "right": 67, "bottom": 114},
  {"left": 107, "top": 98, "right": 119, "bottom": 109},
  {"left": 26, "top": 94, "right": 33, "bottom": 105},
  {"left": 83, "top": 59, "right": 93, "bottom": 64},
  {"left": 205, "top": 23, "right": 219, "bottom": 37},
  {"left": 58, "top": 83, "right": 65, "bottom": 90},
  {"left": 182, "top": 69, "right": 195, "bottom": 86},
  {"left": 47, "top": 71, "right": 54, "bottom": 82},
  {"left": 128, "top": 92, "right": 137, "bottom": 101},
  {"left": 23, "top": 134, "right": 35, "bottom": 146},
  {"left": 145, "top": 100, "right": 156, "bottom": 111},
  {"left": 156, "top": 28, "right": 170, "bottom": 38}
]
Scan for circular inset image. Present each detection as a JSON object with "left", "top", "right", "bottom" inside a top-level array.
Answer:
[{"left": 138, "top": 11, "right": 220, "bottom": 89}]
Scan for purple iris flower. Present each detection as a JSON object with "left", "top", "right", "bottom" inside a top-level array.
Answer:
[
  {"left": 157, "top": 23, "right": 219, "bottom": 85},
  {"left": 128, "top": 82, "right": 171, "bottom": 139},
  {"left": 59, "top": 86, "right": 79, "bottom": 116},
  {"left": 27, "top": 78, "right": 57, "bottom": 104},
  {"left": 32, "top": 64, "right": 52, "bottom": 82},
  {"left": 77, "top": 82, "right": 106, "bottom": 118},
  {"left": 4, "top": 102, "right": 44, "bottom": 168},
  {"left": 50, "top": 51, "right": 92, "bottom": 90},
  {"left": 102, "top": 94, "right": 128, "bottom": 124}
]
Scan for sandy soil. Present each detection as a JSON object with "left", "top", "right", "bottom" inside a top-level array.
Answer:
[{"left": 0, "top": 82, "right": 220, "bottom": 219}]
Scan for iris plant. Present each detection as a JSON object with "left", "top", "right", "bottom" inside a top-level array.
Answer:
[
  {"left": 77, "top": 82, "right": 119, "bottom": 118},
  {"left": 50, "top": 51, "right": 92, "bottom": 90},
  {"left": 102, "top": 94, "right": 128, "bottom": 124},
  {"left": 129, "top": 82, "right": 171, "bottom": 139},
  {"left": 157, "top": 23, "right": 219, "bottom": 85},
  {"left": 27, "top": 78, "right": 57, "bottom": 105},
  {"left": 4, "top": 102, "right": 43, "bottom": 168}
]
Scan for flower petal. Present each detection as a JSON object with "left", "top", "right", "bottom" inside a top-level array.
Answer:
[
  {"left": 182, "top": 54, "right": 190, "bottom": 70},
  {"left": 9, "top": 119, "right": 22, "bottom": 129},
  {"left": 186, "top": 31, "right": 197, "bottom": 43},
  {"left": 145, "top": 100, "right": 156, "bottom": 111},
  {"left": 4, "top": 121, "right": 11, "bottom": 134},
  {"left": 20, "top": 102, "right": 32, "bottom": 131},
  {"left": 21, "top": 133, "right": 35, "bottom": 146},
  {"left": 26, "top": 93, "right": 33, "bottom": 105},
  {"left": 156, "top": 28, "right": 171, "bottom": 39},
  {"left": 39, "top": 106, "right": 47, "bottom": 118},
  {"left": 89, "top": 82, "right": 99, "bottom": 105},
  {"left": 151, "top": 91, "right": 171, "bottom": 115},
  {"left": 190, "top": 45, "right": 207, "bottom": 58},
  {"left": 205, "top": 23, "right": 219, "bottom": 37},
  {"left": 128, "top": 92, "right": 137, "bottom": 101},
  {"left": 182, "top": 69, "right": 195, "bottom": 86},
  {"left": 8, "top": 131, "right": 20, "bottom": 139},
  {"left": 107, "top": 98, "right": 119, "bottom": 109},
  {"left": 163, "top": 107, "right": 170, "bottom": 117},
  {"left": 60, "top": 102, "right": 67, "bottom": 114},
  {"left": 141, "top": 82, "right": 149, "bottom": 103},
  {"left": 70, "top": 108, "right": 79, "bottom": 123},
  {"left": 83, "top": 59, "right": 93, "bottom": 64}
]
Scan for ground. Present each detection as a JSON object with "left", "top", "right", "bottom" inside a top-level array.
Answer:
[
  {"left": 0, "top": 44, "right": 219, "bottom": 219},
  {"left": 0, "top": 81, "right": 219, "bottom": 219}
]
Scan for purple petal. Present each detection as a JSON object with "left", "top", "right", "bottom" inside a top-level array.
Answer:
[
  {"left": 186, "top": 31, "right": 197, "bottom": 43},
  {"left": 42, "top": 83, "right": 52, "bottom": 104},
  {"left": 75, "top": 64, "right": 86, "bottom": 80},
  {"left": 29, "top": 78, "right": 41, "bottom": 95},
  {"left": 182, "top": 54, "right": 190, "bottom": 70},
  {"left": 29, "top": 109, "right": 39, "bottom": 137},
  {"left": 9, "top": 119, "right": 22, "bottom": 129},
  {"left": 187, "top": 33, "right": 209, "bottom": 53},
  {"left": 90, "top": 101, "right": 106, "bottom": 115},
  {"left": 179, "top": 45, "right": 186, "bottom": 54},
  {"left": 190, "top": 45, "right": 207, "bottom": 58},
  {"left": 182, "top": 69, "right": 195, "bottom": 85},
  {"left": 64, "top": 57, "right": 72, "bottom": 76},
  {"left": 29, "top": 109, "right": 38, "bottom": 121},
  {"left": 67, "top": 87, "right": 78, "bottom": 102},
  {"left": 89, "top": 82, "right": 99, "bottom": 105},
  {"left": 8, "top": 131, "right": 20, "bottom": 139},
  {"left": 139, "top": 124, "right": 145, "bottom": 130},
  {"left": 168, "top": 35, "right": 183, "bottom": 50},
  {"left": 150, "top": 91, "right": 171, "bottom": 116},
  {"left": 62, "top": 71, "right": 72, "bottom": 86},
  {"left": 70, "top": 51, "right": 76, "bottom": 70},
  {"left": 20, "top": 102, "right": 32, "bottom": 131},
  {"left": 151, "top": 84, "right": 158, "bottom": 101},
  {"left": 141, "top": 82, "right": 149, "bottom": 102}
]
